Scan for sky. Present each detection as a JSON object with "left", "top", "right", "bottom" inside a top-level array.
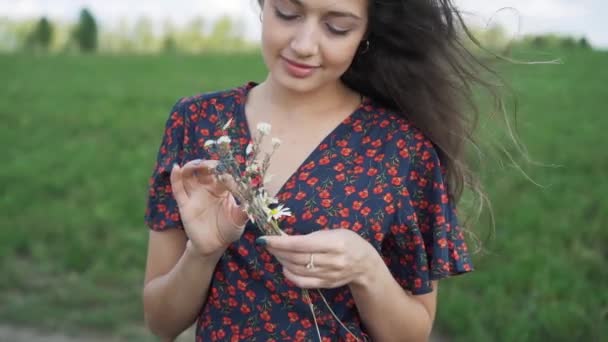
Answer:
[{"left": 0, "top": 0, "right": 606, "bottom": 48}]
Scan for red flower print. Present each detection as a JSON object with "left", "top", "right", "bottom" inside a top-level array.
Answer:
[
  {"left": 371, "top": 139, "right": 382, "bottom": 148},
  {"left": 298, "top": 172, "right": 310, "bottom": 181},
  {"left": 388, "top": 166, "right": 398, "bottom": 176},
  {"left": 319, "top": 189, "right": 331, "bottom": 198},
  {"left": 264, "top": 263, "right": 275, "bottom": 273},
  {"left": 339, "top": 208, "right": 350, "bottom": 217},
  {"left": 319, "top": 155, "right": 330, "bottom": 165},
  {"left": 385, "top": 204, "right": 396, "bottom": 215},
  {"left": 436, "top": 216, "right": 446, "bottom": 225},
  {"left": 217, "top": 329, "right": 226, "bottom": 339},
  {"left": 246, "top": 290, "right": 256, "bottom": 301},
  {"left": 295, "top": 191, "right": 307, "bottom": 200},
  {"left": 304, "top": 161, "right": 316, "bottom": 170},
  {"left": 345, "top": 186, "right": 356, "bottom": 195},
  {"left": 383, "top": 193, "right": 394, "bottom": 203},
  {"left": 321, "top": 199, "right": 332, "bottom": 208},
  {"left": 373, "top": 184, "right": 384, "bottom": 195},
  {"left": 271, "top": 294, "right": 282, "bottom": 303},
  {"left": 306, "top": 177, "right": 319, "bottom": 186},
  {"left": 353, "top": 201, "right": 363, "bottom": 210},
  {"left": 392, "top": 177, "right": 402, "bottom": 186},
  {"left": 223, "top": 317, "right": 232, "bottom": 325},
  {"left": 358, "top": 189, "right": 369, "bottom": 198},
  {"left": 360, "top": 207, "right": 371, "bottom": 216},
  {"left": 288, "top": 290, "right": 299, "bottom": 300},
  {"left": 336, "top": 173, "right": 346, "bottom": 182},
  {"left": 260, "top": 311, "right": 271, "bottom": 321},
  {"left": 288, "top": 312, "right": 300, "bottom": 322},
  {"left": 341, "top": 147, "right": 352, "bottom": 156},
  {"left": 334, "top": 162, "right": 345, "bottom": 172},
  {"left": 366, "top": 149, "right": 377, "bottom": 157},
  {"left": 301, "top": 319, "right": 312, "bottom": 329},
  {"left": 237, "top": 280, "right": 247, "bottom": 291},
  {"left": 367, "top": 167, "right": 378, "bottom": 176},
  {"left": 264, "top": 323, "right": 276, "bottom": 333},
  {"left": 399, "top": 149, "right": 410, "bottom": 158},
  {"left": 316, "top": 215, "right": 328, "bottom": 226},
  {"left": 238, "top": 246, "right": 249, "bottom": 256},
  {"left": 302, "top": 211, "right": 313, "bottom": 220},
  {"left": 265, "top": 280, "right": 275, "bottom": 291}
]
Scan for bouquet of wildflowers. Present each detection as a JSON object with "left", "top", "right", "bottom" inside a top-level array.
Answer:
[{"left": 204, "top": 119, "right": 360, "bottom": 342}]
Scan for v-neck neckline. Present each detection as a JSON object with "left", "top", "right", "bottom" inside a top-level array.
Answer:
[{"left": 235, "top": 81, "right": 367, "bottom": 200}]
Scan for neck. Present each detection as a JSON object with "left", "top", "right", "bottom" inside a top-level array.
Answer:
[{"left": 256, "top": 75, "right": 355, "bottom": 120}]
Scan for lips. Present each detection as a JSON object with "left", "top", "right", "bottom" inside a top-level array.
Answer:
[
  {"left": 282, "top": 57, "right": 319, "bottom": 69},
  {"left": 281, "top": 57, "right": 320, "bottom": 78}
]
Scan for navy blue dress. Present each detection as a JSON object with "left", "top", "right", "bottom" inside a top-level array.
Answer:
[{"left": 145, "top": 82, "right": 474, "bottom": 341}]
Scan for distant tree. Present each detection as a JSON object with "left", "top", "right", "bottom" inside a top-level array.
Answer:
[
  {"left": 26, "top": 17, "right": 53, "bottom": 51},
  {"left": 73, "top": 8, "right": 98, "bottom": 52},
  {"left": 162, "top": 35, "right": 177, "bottom": 53},
  {"left": 579, "top": 37, "right": 591, "bottom": 50}
]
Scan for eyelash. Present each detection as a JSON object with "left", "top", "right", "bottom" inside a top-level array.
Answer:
[{"left": 273, "top": 9, "right": 350, "bottom": 36}]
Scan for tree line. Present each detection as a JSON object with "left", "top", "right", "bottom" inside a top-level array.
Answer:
[{"left": 0, "top": 8, "right": 255, "bottom": 54}]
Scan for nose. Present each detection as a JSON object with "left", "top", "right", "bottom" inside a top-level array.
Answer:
[{"left": 289, "top": 22, "right": 319, "bottom": 57}]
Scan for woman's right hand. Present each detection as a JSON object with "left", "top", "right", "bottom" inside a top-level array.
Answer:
[{"left": 170, "top": 159, "right": 249, "bottom": 257}]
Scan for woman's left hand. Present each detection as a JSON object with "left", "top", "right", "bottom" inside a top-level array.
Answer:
[{"left": 258, "top": 229, "right": 381, "bottom": 289}]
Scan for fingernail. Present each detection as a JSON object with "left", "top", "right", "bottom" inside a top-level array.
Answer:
[
  {"left": 255, "top": 237, "right": 267, "bottom": 247},
  {"left": 172, "top": 163, "right": 179, "bottom": 169},
  {"left": 193, "top": 159, "right": 202, "bottom": 165}
]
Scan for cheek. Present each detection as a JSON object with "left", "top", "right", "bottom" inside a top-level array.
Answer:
[{"left": 323, "top": 42, "right": 360, "bottom": 71}]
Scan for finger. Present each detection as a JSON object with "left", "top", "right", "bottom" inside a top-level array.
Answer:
[
  {"left": 259, "top": 233, "right": 339, "bottom": 253},
  {"left": 170, "top": 163, "right": 188, "bottom": 207},
  {"left": 181, "top": 160, "right": 228, "bottom": 197},
  {"left": 283, "top": 268, "right": 329, "bottom": 289},
  {"left": 265, "top": 248, "right": 320, "bottom": 269},
  {"left": 219, "top": 194, "right": 249, "bottom": 228}
]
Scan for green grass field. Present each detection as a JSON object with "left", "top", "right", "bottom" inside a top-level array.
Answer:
[{"left": 0, "top": 49, "right": 606, "bottom": 341}]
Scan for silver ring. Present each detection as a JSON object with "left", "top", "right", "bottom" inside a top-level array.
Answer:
[{"left": 305, "top": 253, "right": 315, "bottom": 270}]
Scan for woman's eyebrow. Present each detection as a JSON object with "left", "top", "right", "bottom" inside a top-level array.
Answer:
[{"left": 287, "top": 0, "right": 363, "bottom": 20}]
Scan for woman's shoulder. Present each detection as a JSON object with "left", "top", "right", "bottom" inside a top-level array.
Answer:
[
  {"left": 361, "top": 98, "right": 434, "bottom": 151},
  {"left": 172, "top": 81, "right": 255, "bottom": 114}
]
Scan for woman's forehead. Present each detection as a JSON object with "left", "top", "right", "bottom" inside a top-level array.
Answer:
[{"left": 277, "top": 0, "right": 368, "bottom": 14}]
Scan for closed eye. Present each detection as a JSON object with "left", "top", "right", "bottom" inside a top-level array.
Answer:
[
  {"left": 326, "top": 24, "right": 350, "bottom": 36},
  {"left": 274, "top": 8, "right": 299, "bottom": 21}
]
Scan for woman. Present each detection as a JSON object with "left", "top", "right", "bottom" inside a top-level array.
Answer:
[{"left": 143, "top": 0, "right": 483, "bottom": 340}]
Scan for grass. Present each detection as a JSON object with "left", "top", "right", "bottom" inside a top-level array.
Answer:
[{"left": 0, "top": 48, "right": 606, "bottom": 341}]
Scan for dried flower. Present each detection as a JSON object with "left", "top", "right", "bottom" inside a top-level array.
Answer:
[
  {"left": 257, "top": 122, "right": 271, "bottom": 135},
  {"left": 217, "top": 136, "right": 231, "bottom": 145},
  {"left": 272, "top": 137, "right": 282, "bottom": 148}
]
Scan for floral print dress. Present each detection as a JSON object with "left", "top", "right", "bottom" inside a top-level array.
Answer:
[{"left": 145, "top": 82, "right": 474, "bottom": 341}]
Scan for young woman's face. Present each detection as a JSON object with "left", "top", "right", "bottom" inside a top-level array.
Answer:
[{"left": 260, "top": 0, "right": 368, "bottom": 93}]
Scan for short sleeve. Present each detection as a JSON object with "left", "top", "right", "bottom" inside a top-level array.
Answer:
[
  {"left": 144, "top": 98, "right": 187, "bottom": 231},
  {"left": 384, "top": 136, "right": 474, "bottom": 295}
]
